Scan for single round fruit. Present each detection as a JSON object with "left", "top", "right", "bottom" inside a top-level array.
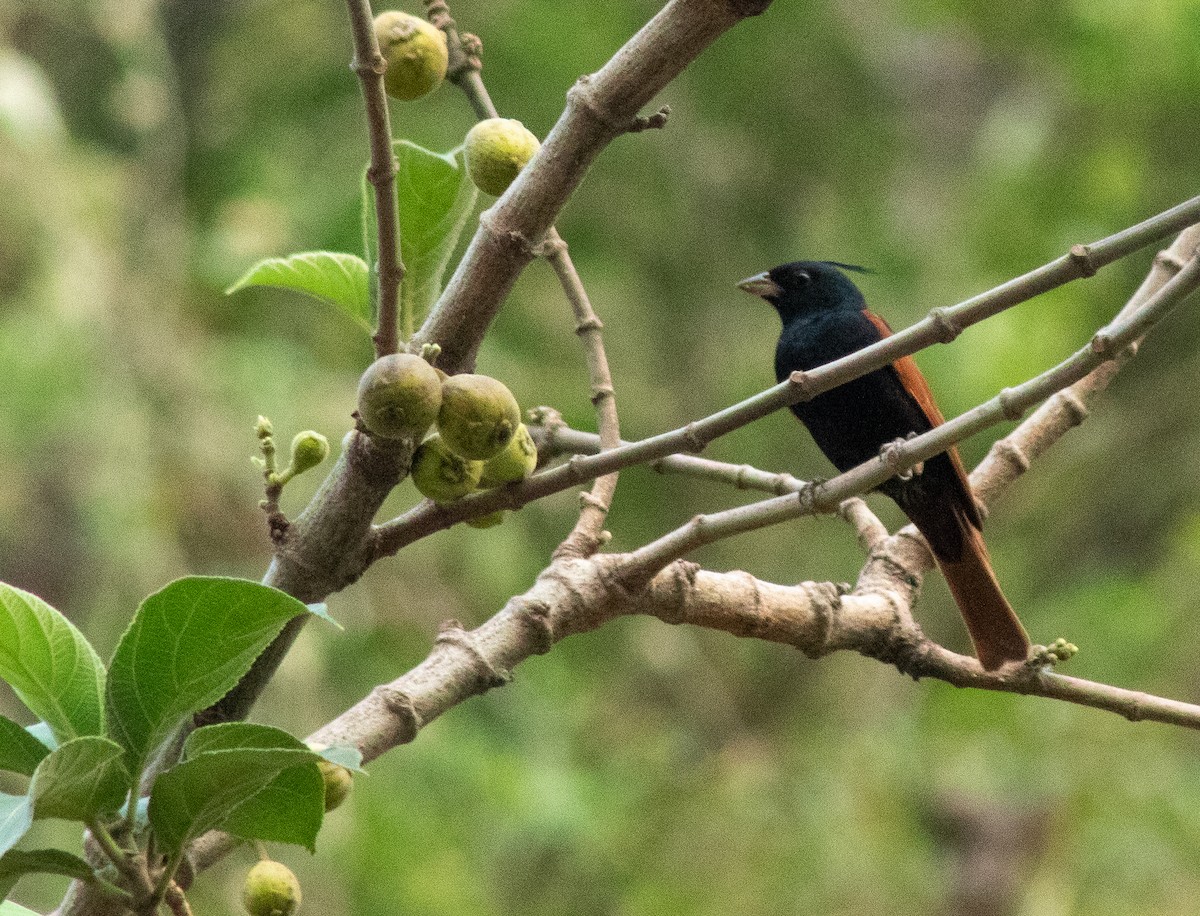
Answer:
[
  {"left": 437, "top": 374, "right": 522, "bottom": 460},
  {"left": 373, "top": 11, "right": 448, "bottom": 101},
  {"left": 411, "top": 435, "right": 483, "bottom": 502},
  {"left": 478, "top": 423, "right": 537, "bottom": 488},
  {"left": 463, "top": 118, "right": 541, "bottom": 196},
  {"left": 317, "top": 758, "right": 353, "bottom": 811},
  {"left": 289, "top": 431, "right": 329, "bottom": 476},
  {"left": 242, "top": 860, "right": 301, "bottom": 916},
  {"left": 466, "top": 510, "right": 505, "bottom": 529},
  {"left": 357, "top": 353, "right": 443, "bottom": 440}
]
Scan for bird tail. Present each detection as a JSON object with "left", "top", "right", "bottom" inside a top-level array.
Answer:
[{"left": 932, "top": 519, "right": 1030, "bottom": 670}]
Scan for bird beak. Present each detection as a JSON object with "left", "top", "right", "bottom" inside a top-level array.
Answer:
[{"left": 737, "top": 272, "right": 783, "bottom": 299}]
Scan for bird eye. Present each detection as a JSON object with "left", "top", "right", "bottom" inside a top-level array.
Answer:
[{"left": 796, "top": 271, "right": 810, "bottom": 284}]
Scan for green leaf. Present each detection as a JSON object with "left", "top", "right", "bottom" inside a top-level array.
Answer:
[
  {"left": 105, "top": 577, "right": 313, "bottom": 778},
  {"left": 0, "top": 848, "right": 93, "bottom": 902},
  {"left": 181, "top": 724, "right": 324, "bottom": 850},
  {"left": 0, "top": 583, "right": 106, "bottom": 743},
  {"left": 0, "top": 718, "right": 50, "bottom": 777},
  {"left": 225, "top": 252, "right": 372, "bottom": 333},
  {"left": 394, "top": 141, "right": 479, "bottom": 336},
  {"left": 0, "top": 795, "right": 32, "bottom": 859},
  {"left": 28, "top": 737, "right": 129, "bottom": 822},
  {"left": 184, "top": 722, "right": 308, "bottom": 758},
  {"left": 148, "top": 747, "right": 315, "bottom": 856},
  {"left": 220, "top": 764, "right": 324, "bottom": 852},
  {"left": 0, "top": 901, "right": 43, "bottom": 914}
]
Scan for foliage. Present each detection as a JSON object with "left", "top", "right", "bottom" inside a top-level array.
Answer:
[{"left": 2, "top": 0, "right": 1200, "bottom": 914}]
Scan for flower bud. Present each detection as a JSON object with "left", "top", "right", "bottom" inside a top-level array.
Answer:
[
  {"left": 289, "top": 431, "right": 329, "bottom": 476},
  {"left": 478, "top": 423, "right": 537, "bottom": 488}
]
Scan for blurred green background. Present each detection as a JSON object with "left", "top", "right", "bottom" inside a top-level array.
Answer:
[{"left": 3, "top": 0, "right": 1200, "bottom": 913}]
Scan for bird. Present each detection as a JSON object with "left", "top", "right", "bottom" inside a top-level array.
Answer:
[{"left": 738, "top": 260, "right": 1030, "bottom": 670}]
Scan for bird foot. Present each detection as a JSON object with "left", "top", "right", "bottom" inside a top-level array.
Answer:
[{"left": 880, "top": 434, "right": 924, "bottom": 481}]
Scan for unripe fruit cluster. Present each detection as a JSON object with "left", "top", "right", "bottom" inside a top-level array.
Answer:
[{"left": 356, "top": 357, "right": 536, "bottom": 518}]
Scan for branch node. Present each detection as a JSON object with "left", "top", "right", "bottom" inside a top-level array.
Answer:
[
  {"left": 682, "top": 422, "right": 706, "bottom": 453},
  {"left": 579, "top": 491, "right": 610, "bottom": 512},
  {"left": 629, "top": 105, "right": 671, "bottom": 133},
  {"left": 998, "top": 387, "right": 1027, "bottom": 420},
  {"left": 1090, "top": 330, "right": 1117, "bottom": 358},
  {"left": 567, "top": 74, "right": 627, "bottom": 135},
  {"left": 994, "top": 439, "right": 1031, "bottom": 474},
  {"left": 436, "top": 620, "right": 511, "bottom": 687},
  {"left": 927, "top": 306, "right": 962, "bottom": 343},
  {"left": 589, "top": 383, "right": 615, "bottom": 405},
  {"left": 515, "top": 599, "right": 556, "bottom": 653},
  {"left": 1069, "top": 243, "right": 1099, "bottom": 277},
  {"left": 478, "top": 209, "right": 537, "bottom": 257},
  {"left": 575, "top": 315, "right": 604, "bottom": 334},
  {"left": 788, "top": 369, "right": 815, "bottom": 401},
  {"left": 376, "top": 685, "right": 424, "bottom": 737},
  {"left": 1052, "top": 389, "right": 1090, "bottom": 426}
]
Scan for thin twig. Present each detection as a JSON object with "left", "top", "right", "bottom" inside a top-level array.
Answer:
[
  {"left": 346, "top": 0, "right": 404, "bottom": 356},
  {"left": 372, "top": 200, "right": 1200, "bottom": 558},
  {"left": 534, "top": 423, "right": 887, "bottom": 550},
  {"left": 423, "top": 1, "right": 499, "bottom": 119},
  {"left": 542, "top": 229, "right": 623, "bottom": 559}
]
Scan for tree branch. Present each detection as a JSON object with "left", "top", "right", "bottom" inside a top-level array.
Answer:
[
  {"left": 414, "top": 0, "right": 776, "bottom": 371},
  {"left": 372, "top": 200, "right": 1200, "bottom": 558},
  {"left": 346, "top": 0, "right": 404, "bottom": 356},
  {"left": 543, "top": 229, "right": 623, "bottom": 559}
]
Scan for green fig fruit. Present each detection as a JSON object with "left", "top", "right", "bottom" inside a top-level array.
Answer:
[
  {"left": 373, "top": 10, "right": 448, "bottom": 101},
  {"left": 242, "top": 860, "right": 302, "bottom": 916},
  {"left": 317, "top": 758, "right": 353, "bottom": 811},
  {"left": 478, "top": 423, "right": 537, "bottom": 488},
  {"left": 463, "top": 118, "right": 541, "bottom": 196},
  {"left": 411, "top": 434, "right": 483, "bottom": 502},
  {"left": 437, "top": 373, "right": 521, "bottom": 461},
  {"left": 357, "top": 353, "right": 443, "bottom": 440}
]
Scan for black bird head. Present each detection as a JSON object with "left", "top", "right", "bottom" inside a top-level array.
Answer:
[{"left": 738, "top": 260, "right": 870, "bottom": 323}]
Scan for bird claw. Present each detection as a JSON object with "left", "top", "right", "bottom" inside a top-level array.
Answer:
[{"left": 880, "top": 435, "right": 924, "bottom": 481}]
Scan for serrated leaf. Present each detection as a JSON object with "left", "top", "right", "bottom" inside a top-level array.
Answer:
[
  {"left": 0, "top": 718, "right": 49, "bottom": 777},
  {"left": 226, "top": 252, "right": 372, "bottom": 332},
  {"left": 179, "top": 724, "right": 324, "bottom": 850},
  {"left": 148, "top": 747, "right": 314, "bottom": 856},
  {"left": 220, "top": 763, "right": 324, "bottom": 851},
  {"left": 395, "top": 142, "right": 478, "bottom": 335},
  {"left": 105, "top": 577, "right": 313, "bottom": 779},
  {"left": 0, "top": 796, "right": 32, "bottom": 860},
  {"left": 0, "top": 848, "right": 93, "bottom": 902},
  {"left": 184, "top": 722, "right": 309, "bottom": 758},
  {"left": 28, "top": 737, "right": 129, "bottom": 822},
  {"left": 0, "top": 583, "right": 105, "bottom": 743}
]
